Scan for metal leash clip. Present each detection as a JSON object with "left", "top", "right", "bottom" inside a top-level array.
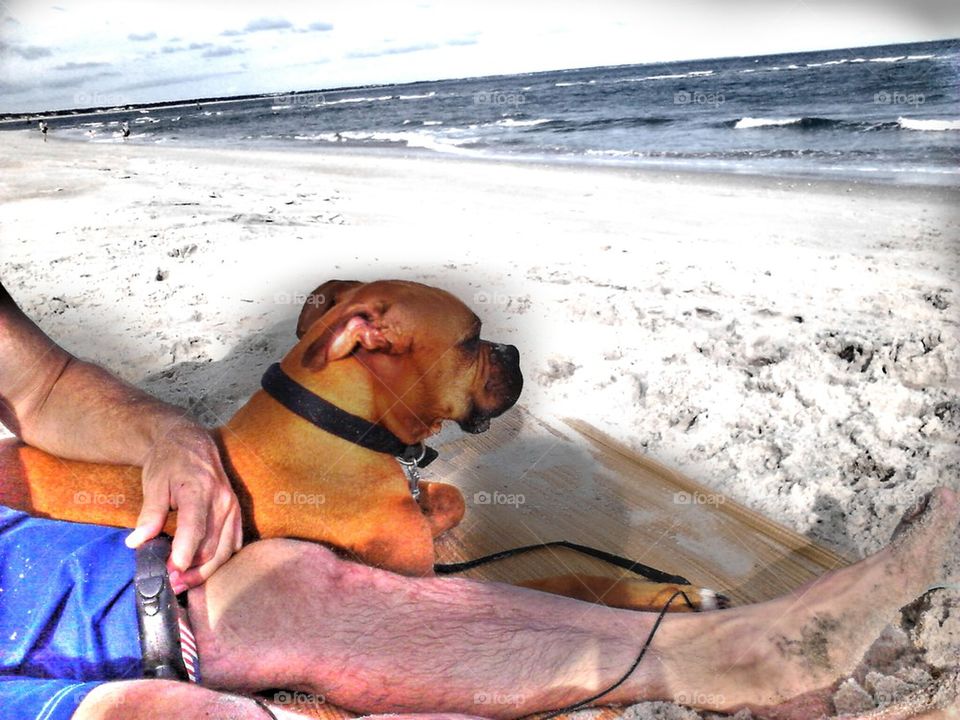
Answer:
[{"left": 396, "top": 442, "right": 427, "bottom": 501}]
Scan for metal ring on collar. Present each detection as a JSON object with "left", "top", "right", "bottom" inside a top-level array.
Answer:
[{"left": 396, "top": 442, "right": 427, "bottom": 467}]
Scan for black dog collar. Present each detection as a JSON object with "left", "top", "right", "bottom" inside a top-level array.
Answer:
[{"left": 260, "top": 363, "right": 438, "bottom": 468}]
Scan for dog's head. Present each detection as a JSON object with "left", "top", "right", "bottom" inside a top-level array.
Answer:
[{"left": 287, "top": 279, "right": 523, "bottom": 443}]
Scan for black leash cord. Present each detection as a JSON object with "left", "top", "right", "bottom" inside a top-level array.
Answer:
[
  {"left": 249, "top": 696, "right": 280, "bottom": 720},
  {"left": 531, "top": 589, "right": 692, "bottom": 719},
  {"left": 435, "top": 540, "right": 692, "bottom": 586}
]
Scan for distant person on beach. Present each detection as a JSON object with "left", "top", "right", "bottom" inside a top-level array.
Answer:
[
  {"left": 121, "top": 121, "right": 130, "bottom": 139},
  {"left": 38, "top": 119, "right": 48, "bottom": 141},
  {"left": 0, "top": 278, "right": 957, "bottom": 719}
]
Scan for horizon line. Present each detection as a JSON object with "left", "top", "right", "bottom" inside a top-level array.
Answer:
[{"left": 3, "top": 35, "right": 956, "bottom": 118}]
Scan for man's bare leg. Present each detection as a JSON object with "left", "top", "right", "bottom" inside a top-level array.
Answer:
[
  {"left": 73, "top": 679, "right": 485, "bottom": 720},
  {"left": 186, "top": 488, "right": 958, "bottom": 719},
  {"left": 73, "top": 680, "right": 270, "bottom": 720}
]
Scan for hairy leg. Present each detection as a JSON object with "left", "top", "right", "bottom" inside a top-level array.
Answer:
[
  {"left": 72, "top": 679, "right": 485, "bottom": 720},
  {"left": 190, "top": 539, "right": 669, "bottom": 716},
  {"left": 73, "top": 679, "right": 275, "bottom": 720},
  {"left": 186, "top": 488, "right": 958, "bottom": 719}
]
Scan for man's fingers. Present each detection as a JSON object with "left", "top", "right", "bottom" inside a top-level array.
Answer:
[
  {"left": 233, "top": 509, "right": 243, "bottom": 551},
  {"left": 124, "top": 523, "right": 160, "bottom": 549},
  {"left": 125, "top": 479, "right": 170, "bottom": 549},
  {"left": 188, "top": 485, "right": 239, "bottom": 566},
  {"left": 192, "top": 490, "right": 233, "bottom": 566},
  {"left": 174, "top": 510, "right": 241, "bottom": 591},
  {"left": 168, "top": 486, "right": 208, "bottom": 571}
]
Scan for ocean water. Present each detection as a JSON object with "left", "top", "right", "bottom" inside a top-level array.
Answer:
[{"left": 8, "top": 38, "right": 960, "bottom": 185}]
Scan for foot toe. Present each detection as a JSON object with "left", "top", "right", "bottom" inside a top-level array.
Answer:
[{"left": 892, "top": 487, "right": 959, "bottom": 542}]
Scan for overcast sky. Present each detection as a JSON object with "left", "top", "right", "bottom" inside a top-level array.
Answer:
[{"left": 1, "top": 0, "right": 957, "bottom": 113}]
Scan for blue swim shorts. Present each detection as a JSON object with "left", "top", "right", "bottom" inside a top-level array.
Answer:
[{"left": 0, "top": 506, "right": 143, "bottom": 720}]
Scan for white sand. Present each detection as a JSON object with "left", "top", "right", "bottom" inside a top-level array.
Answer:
[{"left": 1, "top": 131, "right": 958, "bottom": 716}]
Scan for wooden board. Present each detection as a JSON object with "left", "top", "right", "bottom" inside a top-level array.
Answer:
[
  {"left": 280, "top": 406, "right": 850, "bottom": 719},
  {"left": 431, "top": 407, "right": 849, "bottom": 602}
]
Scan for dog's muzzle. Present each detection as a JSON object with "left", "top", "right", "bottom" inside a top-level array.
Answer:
[
  {"left": 458, "top": 410, "right": 492, "bottom": 434},
  {"left": 458, "top": 343, "right": 523, "bottom": 434}
]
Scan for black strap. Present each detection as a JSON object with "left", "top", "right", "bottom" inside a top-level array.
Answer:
[
  {"left": 435, "top": 539, "right": 692, "bottom": 586},
  {"left": 249, "top": 696, "right": 281, "bottom": 720},
  {"left": 533, "top": 589, "right": 692, "bottom": 718},
  {"left": 133, "top": 537, "right": 189, "bottom": 681},
  {"left": 261, "top": 363, "right": 438, "bottom": 468}
]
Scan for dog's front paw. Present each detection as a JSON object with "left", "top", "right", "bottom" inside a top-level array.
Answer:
[{"left": 417, "top": 481, "right": 466, "bottom": 537}]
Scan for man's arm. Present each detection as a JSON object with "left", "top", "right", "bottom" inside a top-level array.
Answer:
[
  {"left": 0, "top": 281, "right": 241, "bottom": 591},
  {"left": 0, "top": 281, "right": 188, "bottom": 463}
]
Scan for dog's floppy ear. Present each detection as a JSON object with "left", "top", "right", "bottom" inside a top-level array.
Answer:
[
  {"left": 296, "top": 280, "right": 363, "bottom": 338},
  {"left": 301, "top": 300, "right": 397, "bottom": 370}
]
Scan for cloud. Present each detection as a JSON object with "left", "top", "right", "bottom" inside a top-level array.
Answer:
[
  {"left": 347, "top": 43, "right": 439, "bottom": 59},
  {"left": 42, "top": 69, "right": 122, "bottom": 89},
  {"left": 245, "top": 17, "right": 292, "bottom": 32},
  {"left": 0, "top": 41, "right": 54, "bottom": 60},
  {"left": 446, "top": 37, "right": 478, "bottom": 47},
  {"left": 164, "top": 42, "right": 214, "bottom": 54},
  {"left": 307, "top": 21, "right": 334, "bottom": 32},
  {"left": 128, "top": 32, "right": 157, "bottom": 42},
  {"left": 222, "top": 17, "right": 293, "bottom": 36},
  {"left": 54, "top": 61, "right": 110, "bottom": 70},
  {"left": 202, "top": 45, "right": 247, "bottom": 58}
]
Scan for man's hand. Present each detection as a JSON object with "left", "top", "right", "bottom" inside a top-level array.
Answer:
[
  {"left": 125, "top": 421, "right": 243, "bottom": 594},
  {"left": 2, "top": 280, "right": 243, "bottom": 590}
]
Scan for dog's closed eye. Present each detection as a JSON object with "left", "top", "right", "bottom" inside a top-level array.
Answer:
[
  {"left": 458, "top": 318, "right": 482, "bottom": 352},
  {"left": 459, "top": 335, "right": 480, "bottom": 352}
]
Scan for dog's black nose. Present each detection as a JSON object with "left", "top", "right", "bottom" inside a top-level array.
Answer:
[{"left": 492, "top": 343, "right": 520, "bottom": 366}]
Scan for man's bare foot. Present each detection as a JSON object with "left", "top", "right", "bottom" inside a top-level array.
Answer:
[{"left": 647, "top": 488, "right": 958, "bottom": 719}]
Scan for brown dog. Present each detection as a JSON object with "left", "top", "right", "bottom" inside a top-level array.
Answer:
[{"left": 0, "top": 280, "right": 722, "bottom": 610}]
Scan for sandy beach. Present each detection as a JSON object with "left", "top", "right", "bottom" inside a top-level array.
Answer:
[{"left": 1, "top": 131, "right": 958, "bottom": 717}]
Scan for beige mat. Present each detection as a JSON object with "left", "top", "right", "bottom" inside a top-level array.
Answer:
[{"left": 282, "top": 407, "right": 850, "bottom": 719}]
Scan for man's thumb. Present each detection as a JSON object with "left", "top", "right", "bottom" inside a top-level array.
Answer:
[{"left": 125, "top": 504, "right": 168, "bottom": 548}]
